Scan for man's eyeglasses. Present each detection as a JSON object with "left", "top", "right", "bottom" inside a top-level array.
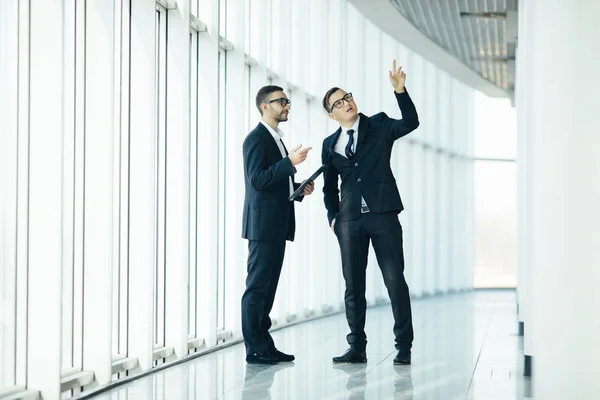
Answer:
[
  {"left": 330, "top": 93, "right": 353, "bottom": 111},
  {"left": 265, "top": 98, "right": 291, "bottom": 107}
]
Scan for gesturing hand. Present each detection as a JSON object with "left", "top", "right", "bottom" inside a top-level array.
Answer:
[
  {"left": 389, "top": 59, "right": 406, "bottom": 93},
  {"left": 289, "top": 144, "right": 312, "bottom": 166}
]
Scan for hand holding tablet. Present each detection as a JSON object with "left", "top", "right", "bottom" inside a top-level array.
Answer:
[{"left": 289, "top": 165, "right": 327, "bottom": 201}]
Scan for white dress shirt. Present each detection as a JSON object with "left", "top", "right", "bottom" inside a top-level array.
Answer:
[
  {"left": 333, "top": 116, "right": 361, "bottom": 156},
  {"left": 260, "top": 120, "right": 294, "bottom": 198}
]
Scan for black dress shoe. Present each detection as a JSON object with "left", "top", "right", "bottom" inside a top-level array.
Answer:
[
  {"left": 332, "top": 348, "right": 367, "bottom": 364},
  {"left": 393, "top": 348, "right": 411, "bottom": 365},
  {"left": 270, "top": 349, "right": 295, "bottom": 362},
  {"left": 246, "top": 351, "right": 279, "bottom": 365}
]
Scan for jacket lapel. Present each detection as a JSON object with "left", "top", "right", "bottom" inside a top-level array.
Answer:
[
  {"left": 328, "top": 127, "right": 343, "bottom": 156},
  {"left": 355, "top": 113, "right": 369, "bottom": 151},
  {"left": 256, "top": 122, "right": 285, "bottom": 159}
]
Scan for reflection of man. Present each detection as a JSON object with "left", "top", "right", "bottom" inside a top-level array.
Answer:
[
  {"left": 333, "top": 363, "right": 368, "bottom": 400},
  {"left": 241, "top": 85, "right": 314, "bottom": 364},
  {"left": 321, "top": 61, "right": 419, "bottom": 365},
  {"left": 393, "top": 366, "right": 414, "bottom": 399},
  {"left": 241, "top": 363, "right": 294, "bottom": 400}
]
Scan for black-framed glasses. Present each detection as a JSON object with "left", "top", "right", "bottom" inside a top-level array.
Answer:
[
  {"left": 330, "top": 93, "right": 353, "bottom": 110},
  {"left": 266, "top": 97, "right": 291, "bottom": 107}
]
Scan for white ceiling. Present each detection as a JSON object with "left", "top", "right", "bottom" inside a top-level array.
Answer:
[{"left": 350, "top": 0, "right": 517, "bottom": 99}]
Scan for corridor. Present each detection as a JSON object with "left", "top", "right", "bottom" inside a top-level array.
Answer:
[{"left": 92, "top": 290, "right": 530, "bottom": 399}]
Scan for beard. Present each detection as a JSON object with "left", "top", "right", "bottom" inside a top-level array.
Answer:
[{"left": 275, "top": 112, "right": 289, "bottom": 122}]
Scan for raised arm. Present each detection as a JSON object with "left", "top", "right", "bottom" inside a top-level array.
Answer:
[
  {"left": 385, "top": 59, "right": 419, "bottom": 139},
  {"left": 383, "top": 90, "right": 420, "bottom": 140}
]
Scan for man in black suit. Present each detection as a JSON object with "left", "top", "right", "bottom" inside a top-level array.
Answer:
[
  {"left": 321, "top": 60, "right": 419, "bottom": 365},
  {"left": 241, "top": 85, "right": 314, "bottom": 364}
]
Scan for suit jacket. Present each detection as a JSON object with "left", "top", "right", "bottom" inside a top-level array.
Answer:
[
  {"left": 321, "top": 90, "right": 419, "bottom": 225},
  {"left": 242, "top": 122, "right": 303, "bottom": 242}
]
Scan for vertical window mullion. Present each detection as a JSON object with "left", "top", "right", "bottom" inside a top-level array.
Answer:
[
  {"left": 188, "top": 32, "right": 199, "bottom": 340},
  {"left": 154, "top": 5, "right": 168, "bottom": 350},
  {"left": 61, "top": 0, "right": 76, "bottom": 372},
  {"left": 216, "top": 49, "right": 227, "bottom": 332},
  {"left": 0, "top": 0, "right": 20, "bottom": 388}
]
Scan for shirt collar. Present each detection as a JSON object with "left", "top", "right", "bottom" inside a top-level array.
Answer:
[
  {"left": 260, "top": 120, "right": 284, "bottom": 139},
  {"left": 341, "top": 116, "right": 360, "bottom": 135}
]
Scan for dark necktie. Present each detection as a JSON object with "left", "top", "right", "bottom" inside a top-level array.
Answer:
[{"left": 345, "top": 129, "right": 355, "bottom": 159}]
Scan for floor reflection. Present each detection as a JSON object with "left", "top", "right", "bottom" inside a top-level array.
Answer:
[
  {"left": 333, "top": 363, "right": 368, "bottom": 400},
  {"left": 90, "top": 291, "right": 530, "bottom": 400},
  {"left": 392, "top": 365, "right": 414, "bottom": 399},
  {"left": 241, "top": 363, "right": 295, "bottom": 400}
]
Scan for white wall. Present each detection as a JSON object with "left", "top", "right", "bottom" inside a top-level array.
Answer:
[{"left": 517, "top": 0, "right": 600, "bottom": 397}]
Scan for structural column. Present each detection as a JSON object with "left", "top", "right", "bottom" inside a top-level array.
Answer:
[
  {"left": 524, "top": 1, "right": 600, "bottom": 397},
  {"left": 27, "top": 0, "right": 64, "bottom": 397},
  {"left": 128, "top": 0, "right": 158, "bottom": 371},
  {"left": 516, "top": 0, "right": 534, "bottom": 376},
  {"left": 165, "top": 0, "right": 191, "bottom": 360},
  {"left": 83, "top": 0, "right": 116, "bottom": 384}
]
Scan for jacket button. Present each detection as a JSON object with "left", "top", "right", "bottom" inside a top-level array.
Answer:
[
  {"left": 354, "top": 162, "right": 358, "bottom": 167},
  {"left": 357, "top": 178, "right": 361, "bottom": 182}
]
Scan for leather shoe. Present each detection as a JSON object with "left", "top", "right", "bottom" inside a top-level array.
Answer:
[
  {"left": 246, "top": 351, "right": 279, "bottom": 365},
  {"left": 270, "top": 349, "right": 295, "bottom": 362},
  {"left": 393, "top": 348, "right": 411, "bottom": 365},
  {"left": 332, "top": 348, "right": 367, "bottom": 364}
]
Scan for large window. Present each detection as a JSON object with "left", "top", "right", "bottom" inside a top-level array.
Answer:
[
  {"left": 219, "top": 0, "right": 227, "bottom": 37},
  {"left": 216, "top": 48, "right": 227, "bottom": 333},
  {"left": 0, "top": 0, "right": 19, "bottom": 390},
  {"left": 0, "top": 0, "right": 481, "bottom": 396},
  {"left": 244, "top": 64, "right": 251, "bottom": 132},
  {"left": 154, "top": 3, "right": 168, "bottom": 350},
  {"left": 112, "top": 0, "right": 131, "bottom": 362},
  {"left": 473, "top": 91, "right": 518, "bottom": 288},
  {"left": 61, "top": 0, "right": 85, "bottom": 373},
  {"left": 246, "top": 0, "right": 265, "bottom": 63},
  {"left": 474, "top": 161, "right": 517, "bottom": 287},
  {"left": 188, "top": 31, "right": 200, "bottom": 340}
]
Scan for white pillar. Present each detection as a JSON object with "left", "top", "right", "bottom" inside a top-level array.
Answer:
[
  {"left": 223, "top": 0, "right": 247, "bottom": 338},
  {"left": 128, "top": 0, "right": 157, "bottom": 372},
  {"left": 196, "top": 0, "right": 220, "bottom": 348},
  {"left": 0, "top": 0, "right": 19, "bottom": 387},
  {"left": 160, "top": 0, "right": 192, "bottom": 377},
  {"left": 15, "top": 1, "right": 30, "bottom": 386},
  {"left": 82, "top": 0, "right": 116, "bottom": 384},
  {"left": 164, "top": 0, "right": 191, "bottom": 360},
  {"left": 424, "top": 148, "right": 436, "bottom": 295},
  {"left": 286, "top": 92, "right": 310, "bottom": 319},
  {"left": 525, "top": 1, "right": 600, "bottom": 397},
  {"left": 515, "top": 0, "right": 531, "bottom": 363},
  {"left": 27, "top": 0, "right": 64, "bottom": 397},
  {"left": 410, "top": 144, "right": 425, "bottom": 296}
]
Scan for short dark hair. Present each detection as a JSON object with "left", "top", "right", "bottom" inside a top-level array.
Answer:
[
  {"left": 322, "top": 87, "right": 341, "bottom": 113},
  {"left": 256, "top": 85, "right": 284, "bottom": 115}
]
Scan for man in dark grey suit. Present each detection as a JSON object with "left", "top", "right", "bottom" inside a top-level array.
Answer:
[
  {"left": 241, "top": 85, "right": 313, "bottom": 364},
  {"left": 321, "top": 60, "right": 419, "bottom": 365}
]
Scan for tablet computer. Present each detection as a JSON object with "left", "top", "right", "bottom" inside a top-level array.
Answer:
[{"left": 289, "top": 164, "right": 327, "bottom": 201}]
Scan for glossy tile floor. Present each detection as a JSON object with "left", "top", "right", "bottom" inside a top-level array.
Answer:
[{"left": 92, "top": 290, "right": 531, "bottom": 399}]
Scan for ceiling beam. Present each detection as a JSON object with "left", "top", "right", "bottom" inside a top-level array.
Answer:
[{"left": 459, "top": 11, "right": 507, "bottom": 20}]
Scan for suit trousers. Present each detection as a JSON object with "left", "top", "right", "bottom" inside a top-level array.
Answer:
[
  {"left": 334, "top": 212, "right": 414, "bottom": 351},
  {"left": 241, "top": 240, "right": 286, "bottom": 355}
]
